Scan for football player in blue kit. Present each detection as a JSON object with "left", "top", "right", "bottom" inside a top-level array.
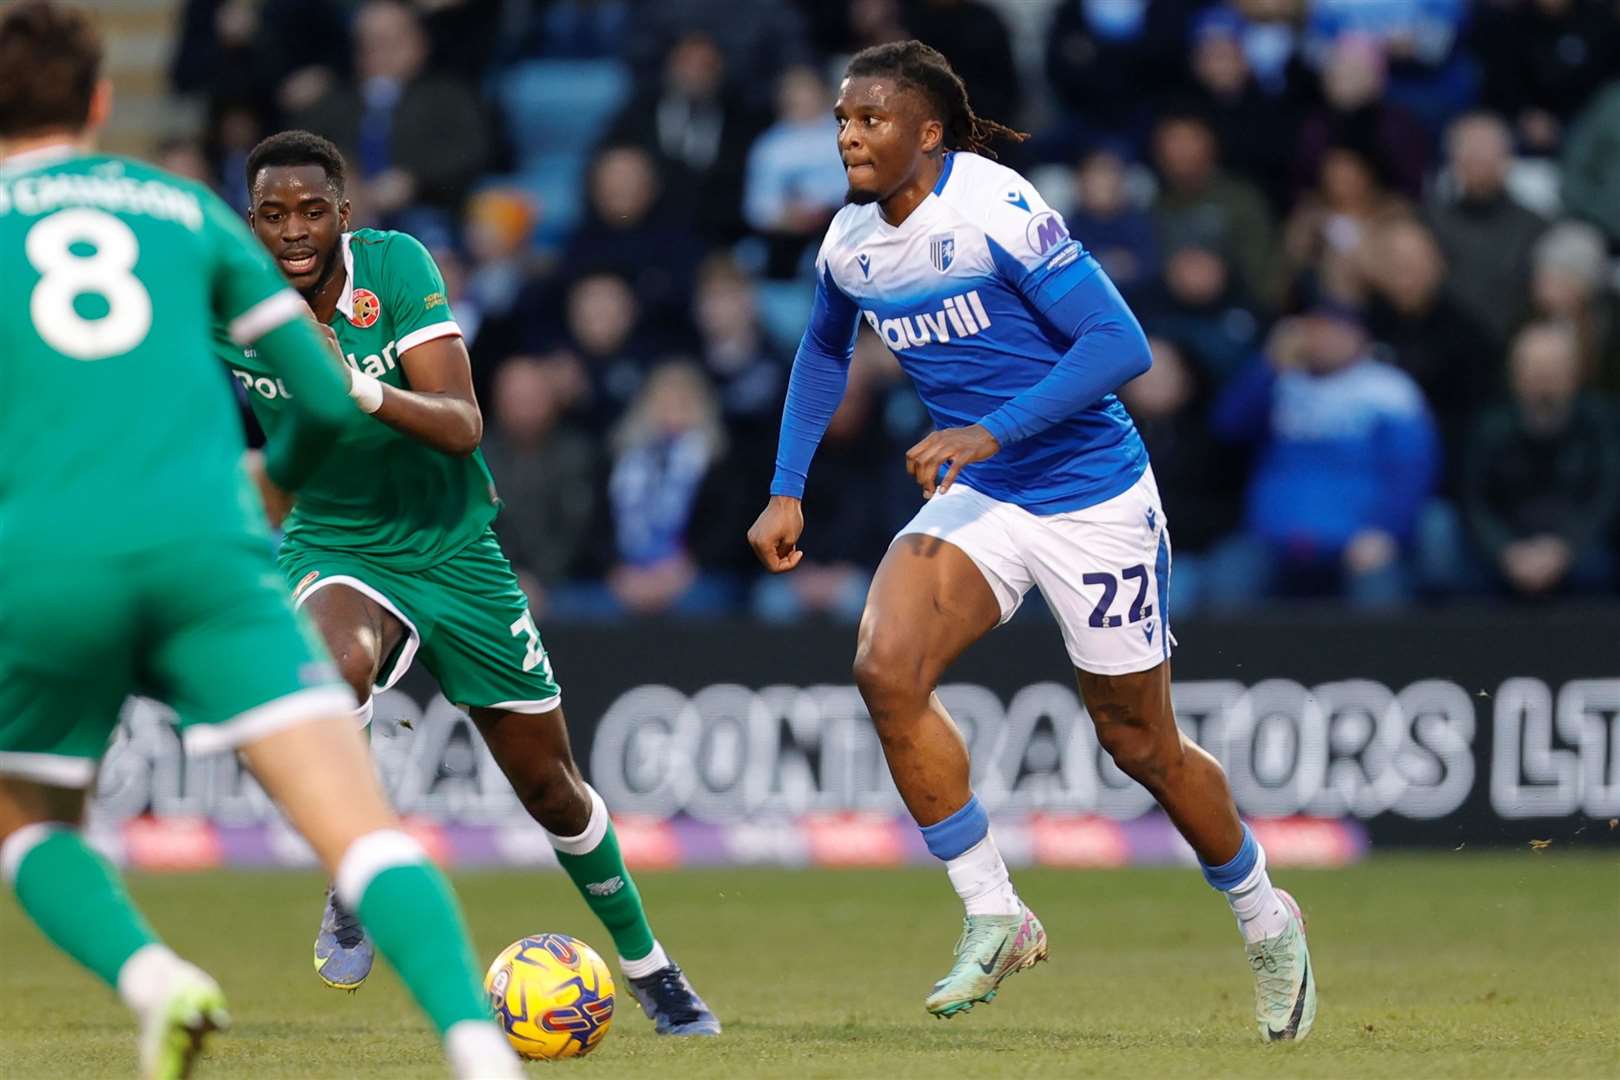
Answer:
[{"left": 747, "top": 41, "right": 1316, "bottom": 1040}]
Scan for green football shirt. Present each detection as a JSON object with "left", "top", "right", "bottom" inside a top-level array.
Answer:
[
  {"left": 218, "top": 228, "right": 500, "bottom": 570},
  {"left": 0, "top": 149, "right": 351, "bottom": 559}
]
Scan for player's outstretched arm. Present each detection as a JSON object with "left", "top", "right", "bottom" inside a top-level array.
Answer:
[
  {"left": 748, "top": 264, "right": 861, "bottom": 572},
  {"left": 250, "top": 307, "right": 365, "bottom": 490}
]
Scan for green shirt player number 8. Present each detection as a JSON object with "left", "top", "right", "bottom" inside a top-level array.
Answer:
[{"left": 0, "top": 148, "right": 356, "bottom": 780}]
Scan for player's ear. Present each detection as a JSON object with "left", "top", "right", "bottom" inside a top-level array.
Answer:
[
  {"left": 338, "top": 198, "right": 352, "bottom": 231},
  {"left": 919, "top": 117, "right": 944, "bottom": 156},
  {"left": 86, "top": 79, "right": 113, "bottom": 135}
]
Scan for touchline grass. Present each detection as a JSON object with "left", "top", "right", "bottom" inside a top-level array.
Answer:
[{"left": 2, "top": 853, "right": 1616, "bottom": 1078}]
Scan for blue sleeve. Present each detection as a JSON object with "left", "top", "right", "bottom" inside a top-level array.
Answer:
[
  {"left": 1370, "top": 407, "right": 1440, "bottom": 541},
  {"left": 975, "top": 242, "right": 1152, "bottom": 447},
  {"left": 769, "top": 265, "right": 861, "bottom": 498},
  {"left": 1210, "top": 359, "right": 1278, "bottom": 443}
]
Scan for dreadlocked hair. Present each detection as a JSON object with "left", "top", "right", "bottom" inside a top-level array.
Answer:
[{"left": 845, "top": 40, "right": 1028, "bottom": 158}]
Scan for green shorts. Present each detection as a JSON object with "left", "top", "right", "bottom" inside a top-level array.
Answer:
[
  {"left": 280, "top": 528, "right": 561, "bottom": 713},
  {"left": 0, "top": 537, "right": 352, "bottom": 787}
]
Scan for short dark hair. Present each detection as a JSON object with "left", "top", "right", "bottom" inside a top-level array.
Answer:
[
  {"left": 244, "top": 130, "right": 347, "bottom": 199},
  {"left": 0, "top": 1, "right": 102, "bottom": 138},
  {"left": 844, "top": 40, "right": 1027, "bottom": 158}
]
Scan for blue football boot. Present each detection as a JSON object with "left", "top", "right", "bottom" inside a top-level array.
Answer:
[
  {"left": 313, "top": 884, "right": 373, "bottom": 991},
  {"left": 626, "top": 962, "right": 721, "bottom": 1036}
]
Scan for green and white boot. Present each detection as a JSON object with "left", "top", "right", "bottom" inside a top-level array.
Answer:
[
  {"left": 137, "top": 964, "right": 230, "bottom": 1080},
  {"left": 1248, "top": 889, "right": 1316, "bottom": 1042},
  {"left": 924, "top": 901, "right": 1048, "bottom": 1018}
]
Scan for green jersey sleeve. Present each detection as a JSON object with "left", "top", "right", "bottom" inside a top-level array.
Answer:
[
  {"left": 199, "top": 187, "right": 353, "bottom": 489},
  {"left": 381, "top": 231, "right": 461, "bottom": 354}
]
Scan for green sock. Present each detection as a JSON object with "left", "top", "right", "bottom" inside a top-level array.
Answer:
[
  {"left": 552, "top": 803, "right": 656, "bottom": 963},
  {"left": 5, "top": 826, "right": 158, "bottom": 990},
  {"left": 352, "top": 859, "right": 489, "bottom": 1034}
]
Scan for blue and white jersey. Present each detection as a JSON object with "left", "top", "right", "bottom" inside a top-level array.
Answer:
[{"left": 781, "top": 151, "right": 1150, "bottom": 515}]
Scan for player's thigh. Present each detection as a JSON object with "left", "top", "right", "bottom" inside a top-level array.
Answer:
[
  {"left": 1024, "top": 468, "right": 1174, "bottom": 677},
  {"left": 414, "top": 531, "right": 561, "bottom": 713},
  {"left": 0, "top": 559, "right": 136, "bottom": 790},
  {"left": 282, "top": 551, "right": 419, "bottom": 693},
  {"left": 864, "top": 486, "right": 1024, "bottom": 675},
  {"left": 138, "top": 539, "right": 354, "bottom": 755}
]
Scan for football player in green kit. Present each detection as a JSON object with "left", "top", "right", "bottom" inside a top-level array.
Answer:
[
  {"left": 218, "top": 130, "right": 718, "bottom": 1035},
  {"left": 0, "top": 5, "right": 524, "bottom": 1077}
]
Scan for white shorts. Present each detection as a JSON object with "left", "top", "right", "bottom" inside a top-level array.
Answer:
[{"left": 895, "top": 468, "right": 1175, "bottom": 675}]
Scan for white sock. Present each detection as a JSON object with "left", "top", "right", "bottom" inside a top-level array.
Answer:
[
  {"left": 945, "top": 836, "right": 1020, "bottom": 916},
  {"left": 116, "top": 943, "right": 188, "bottom": 1014},
  {"left": 445, "top": 1019, "right": 522, "bottom": 1079},
  {"left": 619, "top": 940, "right": 670, "bottom": 980},
  {"left": 1226, "top": 848, "right": 1290, "bottom": 944}
]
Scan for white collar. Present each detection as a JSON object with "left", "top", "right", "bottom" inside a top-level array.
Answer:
[
  {"left": 0, "top": 141, "right": 82, "bottom": 173},
  {"left": 334, "top": 232, "right": 357, "bottom": 320}
]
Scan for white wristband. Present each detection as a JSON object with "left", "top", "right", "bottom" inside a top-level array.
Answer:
[{"left": 349, "top": 370, "right": 385, "bottom": 414}]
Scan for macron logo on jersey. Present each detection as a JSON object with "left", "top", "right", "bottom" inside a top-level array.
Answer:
[{"left": 862, "top": 289, "right": 992, "bottom": 352}]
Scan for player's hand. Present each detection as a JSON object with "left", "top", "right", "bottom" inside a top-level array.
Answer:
[
  {"left": 747, "top": 496, "right": 806, "bottom": 573},
  {"left": 243, "top": 449, "right": 294, "bottom": 529},
  {"left": 905, "top": 424, "right": 1001, "bottom": 498}
]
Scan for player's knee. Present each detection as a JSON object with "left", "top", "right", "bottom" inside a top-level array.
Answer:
[
  {"left": 329, "top": 641, "right": 379, "bottom": 703},
  {"left": 513, "top": 758, "right": 589, "bottom": 835},
  {"left": 852, "top": 632, "right": 932, "bottom": 714},
  {"left": 1094, "top": 716, "right": 1177, "bottom": 787}
]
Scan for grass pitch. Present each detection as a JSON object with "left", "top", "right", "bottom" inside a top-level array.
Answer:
[{"left": 2, "top": 853, "right": 1616, "bottom": 1079}]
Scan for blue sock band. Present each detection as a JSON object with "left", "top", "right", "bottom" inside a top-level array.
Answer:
[
  {"left": 919, "top": 796, "right": 990, "bottom": 861},
  {"left": 1201, "top": 824, "right": 1259, "bottom": 891}
]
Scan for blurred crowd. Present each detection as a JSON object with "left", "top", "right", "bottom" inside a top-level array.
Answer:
[{"left": 163, "top": 0, "right": 1620, "bottom": 619}]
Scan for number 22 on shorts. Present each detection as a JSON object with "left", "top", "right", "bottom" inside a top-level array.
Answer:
[{"left": 508, "top": 610, "right": 553, "bottom": 677}]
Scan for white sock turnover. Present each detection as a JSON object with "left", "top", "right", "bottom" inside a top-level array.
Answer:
[
  {"left": 619, "top": 940, "right": 670, "bottom": 980},
  {"left": 945, "top": 835, "right": 1021, "bottom": 917},
  {"left": 1226, "top": 848, "right": 1290, "bottom": 944}
]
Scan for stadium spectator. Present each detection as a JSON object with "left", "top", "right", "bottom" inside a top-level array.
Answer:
[
  {"left": 565, "top": 144, "right": 703, "bottom": 326},
  {"left": 1360, "top": 216, "right": 1497, "bottom": 472},
  {"left": 1117, "top": 338, "right": 1247, "bottom": 613},
  {"left": 1463, "top": 321, "right": 1620, "bottom": 597},
  {"left": 1067, "top": 145, "right": 1159, "bottom": 299},
  {"left": 1426, "top": 112, "right": 1548, "bottom": 351},
  {"left": 170, "top": 0, "right": 350, "bottom": 121},
  {"left": 1473, "top": 0, "right": 1620, "bottom": 154},
  {"left": 283, "top": 0, "right": 491, "bottom": 217},
  {"left": 562, "top": 272, "right": 651, "bottom": 431},
  {"left": 554, "top": 363, "right": 744, "bottom": 618},
  {"left": 607, "top": 30, "right": 758, "bottom": 241},
  {"left": 1282, "top": 144, "right": 1410, "bottom": 305},
  {"left": 1187, "top": 5, "right": 1300, "bottom": 211},
  {"left": 459, "top": 188, "right": 546, "bottom": 374},
  {"left": 1231, "top": 0, "right": 1313, "bottom": 99},
  {"left": 1150, "top": 108, "right": 1281, "bottom": 307},
  {"left": 623, "top": 0, "right": 812, "bottom": 112},
  {"left": 751, "top": 332, "right": 899, "bottom": 623},
  {"left": 1044, "top": 0, "right": 1201, "bottom": 145},
  {"left": 1209, "top": 303, "right": 1440, "bottom": 608},
  {"left": 691, "top": 255, "right": 787, "bottom": 458},
  {"left": 513, "top": 0, "right": 630, "bottom": 60},
  {"left": 1292, "top": 34, "right": 1432, "bottom": 201},
  {"left": 1304, "top": 0, "right": 1473, "bottom": 131},
  {"left": 1560, "top": 81, "right": 1620, "bottom": 243},
  {"left": 1526, "top": 220, "right": 1620, "bottom": 395},
  {"left": 743, "top": 65, "right": 846, "bottom": 273},
  {"left": 842, "top": 0, "right": 912, "bottom": 54},
  {"left": 482, "top": 356, "right": 600, "bottom": 610},
  {"left": 900, "top": 0, "right": 1021, "bottom": 130},
  {"left": 1137, "top": 241, "right": 1262, "bottom": 384}
]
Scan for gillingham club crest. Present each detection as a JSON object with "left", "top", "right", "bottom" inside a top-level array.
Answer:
[
  {"left": 349, "top": 288, "right": 381, "bottom": 328},
  {"left": 929, "top": 232, "right": 955, "bottom": 273}
]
